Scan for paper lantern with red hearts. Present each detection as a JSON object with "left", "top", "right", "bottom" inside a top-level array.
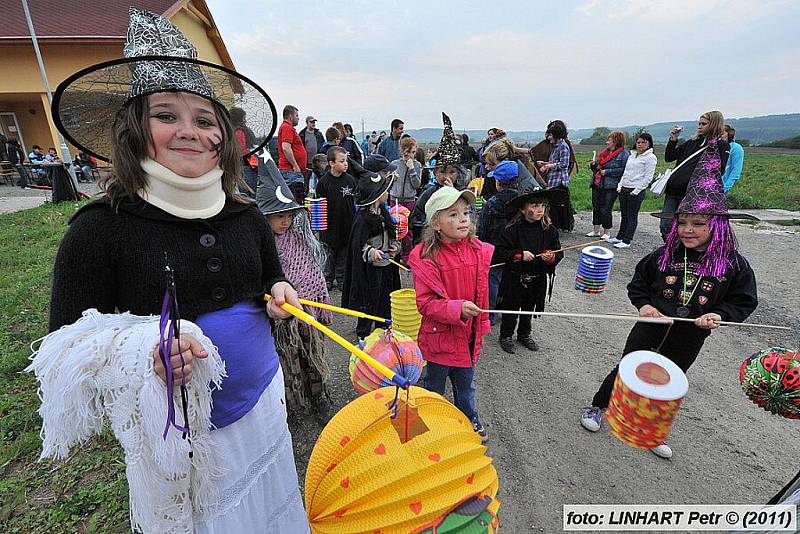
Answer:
[
  {"left": 739, "top": 347, "right": 800, "bottom": 420},
  {"left": 305, "top": 386, "right": 500, "bottom": 533}
]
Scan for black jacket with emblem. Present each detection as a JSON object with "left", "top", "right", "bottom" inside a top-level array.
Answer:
[
  {"left": 627, "top": 245, "right": 757, "bottom": 323},
  {"left": 49, "top": 196, "right": 286, "bottom": 331},
  {"left": 316, "top": 170, "right": 358, "bottom": 249}
]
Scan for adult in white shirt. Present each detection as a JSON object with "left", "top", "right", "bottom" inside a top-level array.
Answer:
[{"left": 607, "top": 133, "right": 657, "bottom": 248}]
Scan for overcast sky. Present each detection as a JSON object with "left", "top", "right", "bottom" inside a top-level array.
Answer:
[{"left": 207, "top": 0, "right": 799, "bottom": 132}]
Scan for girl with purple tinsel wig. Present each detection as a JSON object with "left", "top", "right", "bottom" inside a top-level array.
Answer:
[{"left": 578, "top": 138, "right": 759, "bottom": 460}]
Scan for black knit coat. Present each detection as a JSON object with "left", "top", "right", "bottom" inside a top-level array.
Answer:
[{"left": 49, "top": 196, "right": 286, "bottom": 332}]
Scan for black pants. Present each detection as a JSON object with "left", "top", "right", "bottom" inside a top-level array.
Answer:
[
  {"left": 591, "top": 322, "right": 709, "bottom": 409},
  {"left": 591, "top": 188, "right": 618, "bottom": 229},
  {"left": 616, "top": 189, "right": 646, "bottom": 243},
  {"left": 355, "top": 266, "right": 394, "bottom": 339},
  {"left": 549, "top": 186, "right": 574, "bottom": 232},
  {"left": 324, "top": 245, "right": 348, "bottom": 290},
  {"left": 499, "top": 275, "right": 546, "bottom": 339}
]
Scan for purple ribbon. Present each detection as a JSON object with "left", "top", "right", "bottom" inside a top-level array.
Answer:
[{"left": 158, "top": 284, "right": 189, "bottom": 439}]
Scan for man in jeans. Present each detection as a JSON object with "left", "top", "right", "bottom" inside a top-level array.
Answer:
[
  {"left": 277, "top": 105, "right": 308, "bottom": 203},
  {"left": 299, "top": 115, "right": 324, "bottom": 192}
]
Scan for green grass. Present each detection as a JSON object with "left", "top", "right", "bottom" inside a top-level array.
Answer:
[
  {"left": 0, "top": 151, "right": 798, "bottom": 531},
  {"left": 566, "top": 152, "right": 800, "bottom": 212},
  {"left": 0, "top": 201, "right": 129, "bottom": 533}
]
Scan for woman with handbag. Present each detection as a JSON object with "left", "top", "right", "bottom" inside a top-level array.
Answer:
[
  {"left": 658, "top": 110, "right": 729, "bottom": 239},
  {"left": 608, "top": 133, "right": 657, "bottom": 249},
  {"left": 587, "top": 130, "right": 628, "bottom": 239}
]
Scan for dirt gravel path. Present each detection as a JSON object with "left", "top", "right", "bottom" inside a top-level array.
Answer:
[{"left": 290, "top": 211, "right": 800, "bottom": 532}]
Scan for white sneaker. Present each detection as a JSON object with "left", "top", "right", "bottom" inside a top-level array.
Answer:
[
  {"left": 613, "top": 242, "right": 631, "bottom": 249},
  {"left": 650, "top": 443, "right": 673, "bottom": 459},
  {"left": 600, "top": 234, "right": 611, "bottom": 241},
  {"left": 580, "top": 406, "right": 603, "bottom": 432},
  {"left": 585, "top": 231, "right": 601, "bottom": 237},
  {"left": 606, "top": 237, "right": 622, "bottom": 244}
]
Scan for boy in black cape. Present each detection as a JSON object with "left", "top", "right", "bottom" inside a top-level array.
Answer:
[{"left": 341, "top": 155, "right": 402, "bottom": 343}]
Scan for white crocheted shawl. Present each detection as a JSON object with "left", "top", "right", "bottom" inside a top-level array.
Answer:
[{"left": 26, "top": 309, "right": 227, "bottom": 533}]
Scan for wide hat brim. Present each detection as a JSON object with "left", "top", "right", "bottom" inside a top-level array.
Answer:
[
  {"left": 52, "top": 55, "right": 277, "bottom": 163},
  {"left": 506, "top": 189, "right": 549, "bottom": 217},
  {"left": 649, "top": 211, "right": 758, "bottom": 220},
  {"left": 356, "top": 174, "right": 394, "bottom": 207}
]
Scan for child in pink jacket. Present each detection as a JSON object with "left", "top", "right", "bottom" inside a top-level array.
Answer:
[{"left": 408, "top": 186, "right": 493, "bottom": 442}]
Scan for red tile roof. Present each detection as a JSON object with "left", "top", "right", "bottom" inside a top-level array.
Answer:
[{"left": 0, "top": 0, "right": 181, "bottom": 40}]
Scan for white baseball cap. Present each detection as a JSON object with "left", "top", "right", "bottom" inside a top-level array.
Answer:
[{"left": 424, "top": 186, "right": 476, "bottom": 223}]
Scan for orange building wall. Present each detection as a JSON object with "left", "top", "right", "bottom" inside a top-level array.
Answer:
[
  {"left": 0, "top": 98, "right": 51, "bottom": 154},
  {"left": 0, "top": 3, "right": 233, "bottom": 157}
]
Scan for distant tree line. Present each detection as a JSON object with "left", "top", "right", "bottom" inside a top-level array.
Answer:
[{"left": 763, "top": 135, "right": 800, "bottom": 149}]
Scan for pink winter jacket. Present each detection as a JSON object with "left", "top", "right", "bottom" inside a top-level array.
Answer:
[{"left": 408, "top": 237, "right": 493, "bottom": 368}]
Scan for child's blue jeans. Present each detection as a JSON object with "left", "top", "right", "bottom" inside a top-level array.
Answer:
[{"left": 423, "top": 361, "right": 479, "bottom": 423}]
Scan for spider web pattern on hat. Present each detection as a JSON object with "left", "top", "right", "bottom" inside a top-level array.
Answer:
[
  {"left": 52, "top": 8, "right": 276, "bottom": 162},
  {"left": 676, "top": 137, "right": 728, "bottom": 216},
  {"left": 125, "top": 8, "right": 213, "bottom": 101}
]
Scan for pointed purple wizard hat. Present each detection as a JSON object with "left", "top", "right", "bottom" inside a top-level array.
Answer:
[{"left": 652, "top": 138, "right": 755, "bottom": 220}]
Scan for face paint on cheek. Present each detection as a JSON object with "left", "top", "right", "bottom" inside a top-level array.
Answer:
[{"left": 206, "top": 133, "right": 223, "bottom": 159}]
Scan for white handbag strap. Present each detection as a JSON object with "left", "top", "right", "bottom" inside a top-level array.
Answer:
[{"left": 671, "top": 143, "right": 707, "bottom": 173}]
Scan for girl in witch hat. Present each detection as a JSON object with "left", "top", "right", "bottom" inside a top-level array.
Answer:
[
  {"left": 257, "top": 154, "right": 333, "bottom": 420},
  {"left": 40, "top": 8, "right": 309, "bottom": 532},
  {"left": 410, "top": 112, "right": 469, "bottom": 244},
  {"left": 341, "top": 156, "right": 401, "bottom": 343},
  {"left": 579, "top": 137, "right": 758, "bottom": 461},
  {"left": 492, "top": 187, "right": 563, "bottom": 354}
]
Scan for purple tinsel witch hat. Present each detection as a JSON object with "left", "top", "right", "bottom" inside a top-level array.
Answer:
[
  {"left": 655, "top": 137, "right": 752, "bottom": 277},
  {"left": 676, "top": 138, "right": 728, "bottom": 215},
  {"left": 652, "top": 138, "right": 755, "bottom": 220}
]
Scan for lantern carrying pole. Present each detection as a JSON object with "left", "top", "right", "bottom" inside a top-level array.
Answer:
[{"left": 265, "top": 296, "right": 410, "bottom": 388}]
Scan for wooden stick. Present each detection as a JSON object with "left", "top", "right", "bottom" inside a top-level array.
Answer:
[
  {"left": 264, "top": 294, "right": 390, "bottom": 324},
  {"left": 479, "top": 309, "right": 792, "bottom": 331},
  {"left": 489, "top": 239, "right": 606, "bottom": 268},
  {"left": 548, "top": 239, "right": 608, "bottom": 256}
]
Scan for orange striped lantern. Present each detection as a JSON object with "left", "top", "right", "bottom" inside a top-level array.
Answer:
[
  {"left": 305, "top": 386, "right": 500, "bottom": 533},
  {"left": 606, "top": 351, "right": 688, "bottom": 449}
]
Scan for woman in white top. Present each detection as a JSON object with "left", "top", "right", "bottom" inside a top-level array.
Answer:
[{"left": 607, "top": 133, "right": 657, "bottom": 248}]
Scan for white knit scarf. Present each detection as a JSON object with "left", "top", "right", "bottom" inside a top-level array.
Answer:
[
  {"left": 139, "top": 158, "right": 225, "bottom": 219},
  {"left": 27, "top": 310, "right": 227, "bottom": 533}
]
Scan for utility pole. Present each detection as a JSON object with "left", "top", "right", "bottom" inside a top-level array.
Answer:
[
  {"left": 361, "top": 117, "right": 365, "bottom": 141},
  {"left": 21, "top": 0, "right": 78, "bottom": 186}
]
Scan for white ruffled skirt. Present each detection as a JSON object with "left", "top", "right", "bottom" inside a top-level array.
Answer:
[{"left": 194, "top": 368, "right": 310, "bottom": 533}]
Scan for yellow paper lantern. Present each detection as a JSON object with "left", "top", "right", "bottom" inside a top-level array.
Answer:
[
  {"left": 305, "top": 386, "right": 500, "bottom": 533},
  {"left": 391, "top": 289, "right": 421, "bottom": 341}
]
